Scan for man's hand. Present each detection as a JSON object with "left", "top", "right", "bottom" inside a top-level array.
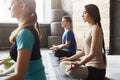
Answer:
[{"left": 50, "top": 45, "right": 59, "bottom": 51}]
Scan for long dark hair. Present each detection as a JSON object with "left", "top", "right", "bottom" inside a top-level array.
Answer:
[{"left": 85, "top": 4, "right": 106, "bottom": 65}]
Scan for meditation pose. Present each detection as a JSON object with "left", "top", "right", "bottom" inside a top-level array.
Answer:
[
  {"left": 50, "top": 16, "right": 77, "bottom": 60},
  {"left": 60, "top": 4, "right": 107, "bottom": 80}
]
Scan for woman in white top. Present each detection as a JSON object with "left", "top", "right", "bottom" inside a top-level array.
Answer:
[{"left": 60, "top": 4, "right": 106, "bottom": 80}]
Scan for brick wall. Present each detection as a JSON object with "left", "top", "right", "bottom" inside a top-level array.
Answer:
[{"left": 72, "top": 0, "right": 110, "bottom": 49}]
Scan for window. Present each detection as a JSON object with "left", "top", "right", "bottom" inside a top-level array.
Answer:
[{"left": 0, "top": 0, "right": 51, "bottom": 23}]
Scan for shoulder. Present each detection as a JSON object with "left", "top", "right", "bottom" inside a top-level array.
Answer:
[
  {"left": 18, "top": 29, "right": 32, "bottom": 35},
  {"left": 67, "top": 29, "right": 74, "bottom": 34},
  {"left": 18, "top": 28, "right": 33, "bottom": 36},
  {"left": 16, "top": 28, "right": 35, "bottom": 51},
  {"left": 92, "top": 25, "right": 101, "bottom": 33},
  {"left": 17, "top": 28, "right": 34, "bottom": 41},
  {"left": 91, "top": 25, "right": 102, "bottom": 36}
]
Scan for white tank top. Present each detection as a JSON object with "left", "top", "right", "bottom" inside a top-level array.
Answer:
[{"left": 83, "top": 28, "right": 106, "bottom": 69}]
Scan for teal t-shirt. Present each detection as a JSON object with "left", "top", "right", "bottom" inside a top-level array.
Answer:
[
  {"left": 16, "top": 29, "right": 46, "bottom": 80},
  {"left": 16, "top": 29, "right": 34, "bottom": 51}
]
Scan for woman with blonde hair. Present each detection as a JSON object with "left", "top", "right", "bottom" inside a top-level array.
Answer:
[{"left": 0, "top": 0, "right": 46, "bottom": 80}]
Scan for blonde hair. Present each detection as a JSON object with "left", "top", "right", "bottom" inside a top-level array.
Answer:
[{"left": 9, "top": 0, "right": 42, "bottom": 43}]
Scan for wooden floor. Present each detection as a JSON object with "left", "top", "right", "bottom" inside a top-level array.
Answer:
[{"left": 0, "top": 49, "right": 120, "bottom": 80}]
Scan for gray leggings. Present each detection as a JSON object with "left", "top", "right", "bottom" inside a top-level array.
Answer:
[
  {"left": 60, "top": 61, "right": 105, "bottom": 80},
  {"left": 60, "top": 61, "right": 88, "bottom": 80}
]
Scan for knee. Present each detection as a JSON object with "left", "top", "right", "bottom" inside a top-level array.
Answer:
[
  {"left": 65, "top": 69, "right": 79, "bottom": 79},
  {"left": 65, "top": 66, "right": 88, "bottom": 79},
  {"left": 59, "top": 61, "right": 69, "bottom": 71},
  {"left": 60, "top": 63, "right": 77, "bottom": 78}
]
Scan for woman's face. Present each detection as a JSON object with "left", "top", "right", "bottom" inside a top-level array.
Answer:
[
  {"left": 8, "top": 0, "right": 22, "bottom": 19},
  {"left": 82, "top": 9, "right": 91, "bottom": 23}
]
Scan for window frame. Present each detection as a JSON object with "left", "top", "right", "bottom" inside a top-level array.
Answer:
[{"left": 0, "top": 0, "right": 51, "bottom": 24}]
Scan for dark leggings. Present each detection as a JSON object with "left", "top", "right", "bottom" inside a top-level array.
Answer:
[
  {"left": 86, "top": 66, "right": 106, "bottom": 80},
  {"left": 54, "top": 50, "right": 74, "bottom": 57}
]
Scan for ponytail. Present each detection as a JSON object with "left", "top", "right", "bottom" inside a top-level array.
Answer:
[
  {"left": 31, "top": 12, "right": 42, "bottom": 39},
  {"left": 97, "top": 22, "right": 106, "bottom": 65},
  {"left": 34, "top": 22, "right": 42, "bottom": 39}
]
